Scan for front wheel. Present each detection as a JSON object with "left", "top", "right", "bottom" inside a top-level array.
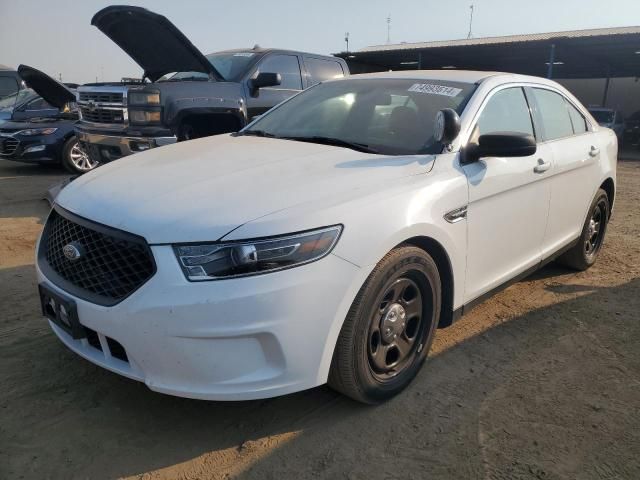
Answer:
[
  {"left": 61, "top": 137, "right": 98, "bottom": 174},
  {"left": 557, "top": 188, "right": 610, "bottom": 271},
  {"left": 328, "top": 245, "right": 441, "bottom": 404}
]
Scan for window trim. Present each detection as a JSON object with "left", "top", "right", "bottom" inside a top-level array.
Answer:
[{"left": 462, "top": 82, "right": 594, "bottom": 148}]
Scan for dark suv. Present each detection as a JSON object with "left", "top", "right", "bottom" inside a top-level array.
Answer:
[{"left": 76, "top": 6, "right": 348, "bottom": 168}]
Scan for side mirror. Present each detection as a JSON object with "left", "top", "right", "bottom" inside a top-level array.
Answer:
[
  {"left": 249, "top": 72, "right": 282, "bottom": 97},
  {"left": 434, "top": 108, "right": 461, "bottom": 144},
  {"left": 463, "top": 132, "right": 537, "bottom": 163}
]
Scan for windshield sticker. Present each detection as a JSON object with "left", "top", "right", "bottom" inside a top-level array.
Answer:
[
  {"left": 233, "top": 52, "right": 255, "bottom": 57},
  {"left": 408, "top": 83, "right": 462, "bottom": 97}
]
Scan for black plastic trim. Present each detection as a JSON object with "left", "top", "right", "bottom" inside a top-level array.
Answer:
[{"left": 38, "top": 205, "right": 157, "bottom": 307}]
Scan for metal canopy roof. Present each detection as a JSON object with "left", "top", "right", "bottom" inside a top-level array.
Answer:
[{"left": 336, "top": 26, "right": 640, "bottom": 79}]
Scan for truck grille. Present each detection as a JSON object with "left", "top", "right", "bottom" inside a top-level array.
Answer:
[
  {"left": 80, "top": 107, "right": 125, "bottom": 124},
  {"left": 79, "top": 92, "right": 124, "bottom": 104},
  {"left": 38, "top": 207, "right": 156, "bottom": 306},
  {"left": 0, "top": 137, "right": 19, "bottom": 155}
]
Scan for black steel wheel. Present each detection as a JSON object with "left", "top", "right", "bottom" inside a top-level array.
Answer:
[
  {"left": 329, "top": 245, "right": 441, "bottom": 404},
  {"left": 558, "top": 188, "right": 610, "bottom": 271}
]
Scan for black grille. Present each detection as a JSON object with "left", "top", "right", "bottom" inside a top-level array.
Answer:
[
  {"left": 0, "top": 137, "right": 19, "bottom": 155},
  {"left": 39, "top": 207, "right": 156, "bottom": 306},
  {"left": 79, "top": 92, "right": 123, "bottom": 104},
  {"left": 80, "top": 107, "right": 125, "bottom": 124}
]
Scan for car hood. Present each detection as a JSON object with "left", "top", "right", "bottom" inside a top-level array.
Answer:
[
  {"left": 17, "top": 65, "right": 76, "bottom": 109},
  {"left": 91, "top": 6, "right": 223, "bottom": 82},
  {"left": 55, "top": 135, "right": 434, "bottom": 244},
  {"left": 0, "top": 117, "right": 76, "bottom": 133}
]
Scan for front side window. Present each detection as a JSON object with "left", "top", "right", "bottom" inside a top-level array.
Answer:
[
  {"left": 476, "top": 87, "right": 534, "bottom": 137},
  {"left": 255, "top": 55, "right": 302, "bottom": 90},
  {"left": 531, "top": 88, "right": 574, "bottom": 141},
  {"left": 305, "top": 58, "right": 345, "bottom": 86},
  {"left": 244, "top": 78, "right": 476, "bottom": 155}
]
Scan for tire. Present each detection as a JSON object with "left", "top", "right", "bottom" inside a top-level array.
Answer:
[
  {"left": 328, "top": 245, "right": 441, "bottom": 404},
  {"left": 557, "top": 188, "right": 610, "bottom": 271},
  {"left": 178, "top": 123, "right": 195, "bottom": 141},
  {"left": 61, "top": 137, "right": 98, "bottom": 174}
]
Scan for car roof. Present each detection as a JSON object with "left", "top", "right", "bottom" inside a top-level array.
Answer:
[{"left": 348, "top": 69, "right": 563, "bottom": 86}]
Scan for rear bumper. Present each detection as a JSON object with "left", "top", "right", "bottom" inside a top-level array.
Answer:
[{"left": 76, "top": 130, "right": 177, "bottom": 164}]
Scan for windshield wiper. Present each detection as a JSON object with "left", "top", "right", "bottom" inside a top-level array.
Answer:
[
  {"left": 281, "top": 135, "right": 378, "bottom": 154},
  {"left": 236, "top": 130, "right": 278, "bottom": 138}
]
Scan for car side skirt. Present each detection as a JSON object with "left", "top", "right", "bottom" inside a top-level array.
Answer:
[{"left": 449, "top": 236, "right": 580, "bottom": 324}]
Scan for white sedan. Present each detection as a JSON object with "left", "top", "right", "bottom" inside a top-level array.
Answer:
[{"left": 36, "top": 71, "right": 616, "bottom": 403}]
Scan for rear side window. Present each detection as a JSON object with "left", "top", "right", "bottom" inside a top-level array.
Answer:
[
  {"left": 305, "top": 58, "right": 345, "bottom": 86},
  {"left": 476, "top": 87, "right": 534, "bottom": 136},
  {"left": 531, "top": 88, "right": 574, "bottom": 141},
  {"left": 567, "top": 102, "right": 588, "bottom": 134},
  {"left": 0, "top": 76, "right": 19, "bottom": 98},
  {"left": 256, "top": 54, "right": 302, "bottom": 90}
]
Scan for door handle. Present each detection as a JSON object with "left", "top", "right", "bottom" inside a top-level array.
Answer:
[
  {"left": 533, "top": 158, "right": 551, "bottom": 173},
  {"left": 589, "top": 146, "right": 600, "bottom": 157}
]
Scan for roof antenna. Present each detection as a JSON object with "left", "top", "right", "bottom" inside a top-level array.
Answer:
[
  {"left": 467, "top": 4, "right": 474, "bottom": 39},
  {"left": 253, "top": 44, "right": 260, "bottom": 50},
  {"left": 386, "top": 15, "right": 391, "bottom": 44}
]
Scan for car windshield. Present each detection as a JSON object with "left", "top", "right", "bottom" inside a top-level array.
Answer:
[
  {"left": 244, "top": 78, "right": 476, "bottom": 155},
  {"left": 590, "top": 110, "right": 615, "bottom": 123},
  {"left": 0, "top": 88, "right": 34, "bottom": 111}
]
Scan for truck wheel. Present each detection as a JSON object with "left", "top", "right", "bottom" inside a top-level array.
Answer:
[
  {"left": 328, "top": 245, "right": 441, "bottom": 404},
  {"left": 61, "top": 137, "right": 98, "bottom": 174},
  {"left": 557, "top": 188, "right": 610, "bottom": 271},
  {"left": 178, "top": 123, "right": 195, "bottom": 141}
]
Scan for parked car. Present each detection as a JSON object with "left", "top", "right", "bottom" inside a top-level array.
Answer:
[
  {"left": 37, "top": 71, "right": 616, "bottom": 403},
  {"left": 588, "top": 107, "right": 624, "bottom": 142},
  {"left": 76, "top": 5, "right": 349, "bottom": 168},
  {"left": 0, "top": 65, "right": 92, "bottom": 173},
  {"left": 623, "top": 110, "right": 640, "bottom": 148},
  {"left": 0, "top": 65, "right": 25, "bottom": 100}
]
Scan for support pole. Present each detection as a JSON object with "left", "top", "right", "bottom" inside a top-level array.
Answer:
[
  {"left": 602, "top": 67, "right": 611, "bottom": 107},
  {"left": 547, "top": 44, "right": 556, "bottom": 79}
]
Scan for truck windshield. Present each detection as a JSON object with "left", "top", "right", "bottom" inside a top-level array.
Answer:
[
  {"left": 244, "top": 78, "right": 476, "bottom": 156},
  {"left": 157, "top": 52, "right": 258, "bottom": 82}
]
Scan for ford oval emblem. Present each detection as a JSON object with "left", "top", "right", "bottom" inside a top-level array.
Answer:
[{"left": 63, "top": 243, "right": 83, "bottom": 261}]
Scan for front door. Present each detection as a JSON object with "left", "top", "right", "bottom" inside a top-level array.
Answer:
[
  {"left": 245, "top": 54, "right": 303, "bottom": 121},
  {"left": 462, "top": 86, "right": 552, "bottom": 303}
]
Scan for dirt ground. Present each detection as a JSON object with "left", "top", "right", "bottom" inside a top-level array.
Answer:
[{"left": 0, "top": 157, "right": 639, "bottom": 480}]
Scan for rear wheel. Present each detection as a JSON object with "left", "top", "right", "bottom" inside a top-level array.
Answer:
[
  {"left": 61, "top": 137, "right": 98, "bottom": 174},
  {"left": 328, "top": 246, "right": 441, "bottom": 404},
  {"left": 557, "top": 188, "right": 610, "bottom": 270}
]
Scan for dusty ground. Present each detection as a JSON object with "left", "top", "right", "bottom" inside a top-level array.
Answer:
[{"left": 0, "top": 157, "right": 639, "bottom": 480}]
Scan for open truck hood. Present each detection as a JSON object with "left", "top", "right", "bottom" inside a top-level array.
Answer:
[
  {"left": 17, "top": 65, "right": 76, "bottom": 109},
  {"left": 91, "top": 5, "right": 223, "bottom": 82}
]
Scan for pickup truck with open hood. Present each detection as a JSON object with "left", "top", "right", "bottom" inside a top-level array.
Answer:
[{"left": 75, "top": 5, "right": 349, "bottom": 170}]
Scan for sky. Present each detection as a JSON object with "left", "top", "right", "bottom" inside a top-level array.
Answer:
[{"left": 1, "top": 0, "right": 640, "bottom": 84}]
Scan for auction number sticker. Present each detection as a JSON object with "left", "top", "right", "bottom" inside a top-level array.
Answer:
[
  {"left": 234, "top": 52, "right": 255, "bottom": 57},
  {"left": 408, "top": 83, "right": 462, "bottom": 97}
]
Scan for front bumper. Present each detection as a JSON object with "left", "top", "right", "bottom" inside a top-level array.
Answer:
[
  {"left": 0, "top": 133, "right": 62, "bottom": 163},
  {"left": 76, "top": 130, "right": 177, "bottom": 164},
  {"left": 37, "top": 244, "right": 362, "bottom": 400}
]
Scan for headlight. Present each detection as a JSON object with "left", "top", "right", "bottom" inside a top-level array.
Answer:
[
  {"left": 173, "top": 225, "right": 342, "bottom": 281},
  {"left": 129, "top": 91, "right": 160, "bottom": 105},
  {"left": 129, "top": 109, "right": 161, "bottom": 124},
  {"left": 16, "top": 128, "right": 58, "bottom": 136}
]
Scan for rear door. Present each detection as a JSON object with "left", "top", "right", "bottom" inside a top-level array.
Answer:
[
  {"left": 527, "top": 87, "right": 601, "bottom": 256},
  {"left": 245, "top": 54, "right": 303, "bottom": 120},
  {"left": 462, "top": 86, "right": 552, "bottom": 302}
]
